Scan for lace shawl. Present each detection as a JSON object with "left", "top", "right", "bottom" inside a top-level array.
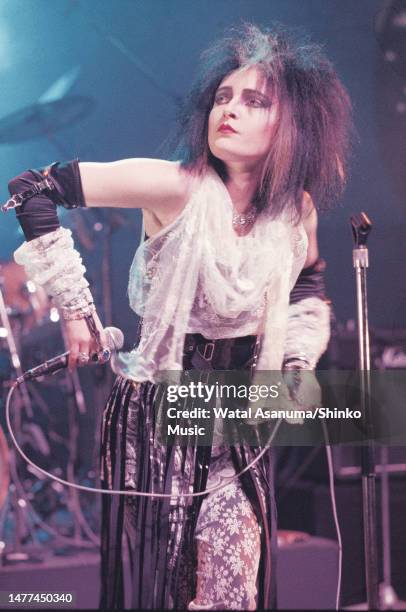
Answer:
[{"left": 112, "top": 166, "right": 308, "bottom": 382}]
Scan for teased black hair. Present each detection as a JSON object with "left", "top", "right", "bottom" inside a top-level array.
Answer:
[{"left": 172, "top": 22, "right": 352, "bottom": 221}]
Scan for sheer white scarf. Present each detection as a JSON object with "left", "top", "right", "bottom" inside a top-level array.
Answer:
[{"left": 112, "top": 166, "right": 308, "bottom": 382}]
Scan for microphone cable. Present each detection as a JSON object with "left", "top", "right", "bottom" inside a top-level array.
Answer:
[
  {"left": 6, "top": 370, "right": 343, "bottom": 609},
  {"left": 5, "top": 381, "right": 283, "bottom": 500}
]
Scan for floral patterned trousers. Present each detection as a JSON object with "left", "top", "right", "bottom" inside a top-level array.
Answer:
[{"left": 187, "top": 452, "right": 262, "bottom": 610}]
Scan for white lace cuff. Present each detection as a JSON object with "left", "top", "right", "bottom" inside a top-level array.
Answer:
[{"left": 14, "top": 227, "right": 95, "bottom": 320}]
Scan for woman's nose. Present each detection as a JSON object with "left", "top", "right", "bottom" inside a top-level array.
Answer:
[
  {"left": 223, "top": 108, "right": 237, "bottom": 120},
  {"left": 223, "top": 100, "right": 237, "bottom": 119}
]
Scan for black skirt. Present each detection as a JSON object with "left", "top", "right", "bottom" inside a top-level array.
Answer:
[{"left": 99, "top": 333, "right": 278, "bottom": 610}]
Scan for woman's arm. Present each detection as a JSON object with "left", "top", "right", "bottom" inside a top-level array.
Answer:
[
  {"left": 6, "top": 157, "right": 194, "bottom": 241},
  {"left": 5, "top": 157, "right": 193, "bottom": 369},
  {"left": 301, "top": 192, "right": 319, "bottom": 268},
  {"left": 283, "top": 192, "right": 330, "bottom": 371},
  {"left": 79, "top": 158, "right": 193, "bottom": 214}
]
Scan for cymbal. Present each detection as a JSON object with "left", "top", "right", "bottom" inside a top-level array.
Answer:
[{"left": 0, "top": 96, "right": 95, "bottom": 143}]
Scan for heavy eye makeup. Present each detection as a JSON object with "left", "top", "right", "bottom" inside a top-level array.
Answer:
[{"left": 213, "top": 87, "right": 271, "bottom": 108}]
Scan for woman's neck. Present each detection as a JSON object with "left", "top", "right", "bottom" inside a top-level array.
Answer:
[{"left": 224, "top": 163, "right": 262, "bottom": 213}]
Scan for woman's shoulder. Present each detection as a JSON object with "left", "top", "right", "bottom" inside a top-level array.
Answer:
[
  {"left": 140, "top": 161, "right": 197, "bottom": 222},
  {"left": 141, "top": 162, "right": 206, "bottom": 236},
  {"left": 149, "top": 159, "right": 196, "bottom": 205}
]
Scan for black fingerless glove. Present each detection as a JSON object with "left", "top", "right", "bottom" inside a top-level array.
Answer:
[
  {"left": 7, "top": 159, "right": 86, "bottom": 242},
  {"left": 289, "top": 257, "right": 328, "bottom": 304}
]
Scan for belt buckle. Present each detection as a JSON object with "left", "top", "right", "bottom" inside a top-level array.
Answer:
[{"left": 202, "top": 341, "right": 215, "bottom": 361}]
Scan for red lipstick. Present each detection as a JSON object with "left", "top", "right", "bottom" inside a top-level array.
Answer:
[{"left": 218, "top": 122, "right": 237, "bottom": 134}]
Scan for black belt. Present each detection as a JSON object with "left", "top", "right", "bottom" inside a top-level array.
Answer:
[{"left": 183, "top": 333, "right": 258, "bottom": 369}]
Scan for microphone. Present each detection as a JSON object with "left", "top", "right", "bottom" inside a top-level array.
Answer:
[{"left": 16, "top": 326, "right": 124, "bottom": 384}]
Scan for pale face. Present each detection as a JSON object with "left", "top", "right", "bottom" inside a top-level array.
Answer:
[{"left": 208, "top": 66, "right": 278, "bottom": 170}]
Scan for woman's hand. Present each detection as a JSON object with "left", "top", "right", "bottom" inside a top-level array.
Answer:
[
  {"left": 282, "top": 368, "right": 322, "bottom": 424},
  {"left": 64, "top": 311, "right": 106, "bottom": 370}
]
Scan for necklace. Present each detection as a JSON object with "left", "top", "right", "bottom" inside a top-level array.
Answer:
[{"left": 232, "top": 206, "right": 258, "bottom": 230}]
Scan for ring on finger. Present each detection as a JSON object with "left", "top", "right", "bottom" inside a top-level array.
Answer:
[{"left": 77, "top": 352, "right": 89, "bottom": 365}]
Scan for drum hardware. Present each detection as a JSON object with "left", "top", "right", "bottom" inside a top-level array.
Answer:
[{"left": 0, "top": 270, "right": 99, "bottom": 565}]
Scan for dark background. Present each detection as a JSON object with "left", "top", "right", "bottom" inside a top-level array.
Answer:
[{"left": 0, "top": 0, "right": 405, "bottom": 342}]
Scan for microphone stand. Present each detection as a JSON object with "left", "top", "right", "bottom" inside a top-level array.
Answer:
[{"left": 351, "top": 212, "right": 379, "bottom": 609}]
